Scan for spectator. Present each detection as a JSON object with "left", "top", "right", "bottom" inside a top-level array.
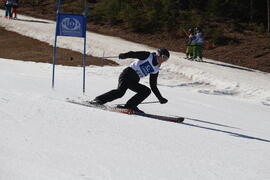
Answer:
[
  {"left": 185, "top": 28, "right": 196, "bottom": 60},
  {"left": 4, "top": 0, "right": 13, "bottom": 19},
  {"left": 12, "top": 0, "right": 18, "bottom": 19},
  {"left": 194, "top": 27, "right": 204, "bottom": 62}
]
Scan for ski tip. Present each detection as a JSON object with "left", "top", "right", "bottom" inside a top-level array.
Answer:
[{"left": 176, "top": 117, "right": 185, "bottom": 123}]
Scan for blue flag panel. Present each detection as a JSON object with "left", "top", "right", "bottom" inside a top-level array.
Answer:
[{"left": 56, "top": 13, "right": 86, "bottom": 38}]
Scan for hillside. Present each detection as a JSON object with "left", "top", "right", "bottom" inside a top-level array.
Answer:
[{"left": 1, "top": 0, "right": 270, "bottom": 72}]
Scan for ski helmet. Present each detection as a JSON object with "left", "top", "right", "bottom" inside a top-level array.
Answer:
[{"left": 157, "top": 48, "right": 170, "bottom": 61}]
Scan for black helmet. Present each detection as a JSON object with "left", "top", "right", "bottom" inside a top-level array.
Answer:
[{"left": 157, "top": 48, "right": 170, "bottom": 60}]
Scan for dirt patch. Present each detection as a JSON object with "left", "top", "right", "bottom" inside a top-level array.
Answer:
[{"left": 0, "top": 26, "right": 118, "bottom": 67}]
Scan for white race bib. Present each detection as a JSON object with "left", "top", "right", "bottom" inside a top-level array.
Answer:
[{"left": 129, "top": 53, "right": 160, "bottom": 78}]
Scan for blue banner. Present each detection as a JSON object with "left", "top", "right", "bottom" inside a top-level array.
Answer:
[{"left": 56, "top": 13, "right": 86, "bottom": 38}]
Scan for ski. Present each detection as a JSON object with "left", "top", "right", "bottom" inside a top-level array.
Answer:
[
  {"left": 66, "top": 99, "right": 134, "bottom": 114},
  {"left": 66, "top": 99, "right": 184, "bottom": 123},
  {"left": 132, "top": 111, "right": 184, "bottom": 123}
]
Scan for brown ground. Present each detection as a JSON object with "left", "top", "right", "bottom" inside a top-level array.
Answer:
[
  {"left": 1, "top": 2, "right": 270, "bottom": 72},
  {"left": 0, "top": 26, "right": 117, "bottom": 66}
]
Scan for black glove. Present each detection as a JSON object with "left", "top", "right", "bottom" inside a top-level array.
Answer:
[
  {"left": 159, "top": 97, "right": 168, "bottom": 104},
  {"left": 119, "top": 53, "right": 125, "bottom": 59}
]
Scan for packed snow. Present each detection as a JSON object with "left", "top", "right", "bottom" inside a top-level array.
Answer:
[{"left": 0, "top": 10, "right": 270, "bottom": 180}]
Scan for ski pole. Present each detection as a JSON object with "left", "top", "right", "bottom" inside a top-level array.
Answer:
[
  {"left": 56, "top": 55, "right": 119, "bottom": 61},
  {"left": 97, "top": 56, "right": 119, "bottom": 59},
  {"left": 140, "top": 101, "right": 160, "bottom": 104}
]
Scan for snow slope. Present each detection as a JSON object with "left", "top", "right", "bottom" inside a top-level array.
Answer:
[
  {"left": 1, "top": 10, "right": 270, "bottom": 104},
  {"left": 1, "top": 11, "right": 270, "bottom": 180}
]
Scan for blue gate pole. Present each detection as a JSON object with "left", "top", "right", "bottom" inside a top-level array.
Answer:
[
  {"left": 52, "top": 0, "right": 61, "bottom": 89},
  {"left": 82, "top": 2, "right": 88, "bottom": 94},
  {"left": 82, "top": 16, "right": 87, "bottom": 93},
  {"left": 52, "top": 35, "right": 58, "bottom": 89},
  {"left": 83, "top": 37, "right": 86, "bottom": 93}
]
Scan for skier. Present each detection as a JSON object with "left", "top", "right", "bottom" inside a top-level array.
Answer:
[
  {"left": 90, "top": 48, "right": 170, "bottom": 113},
  {"left": 185, "top": 28, "right": 196, "bottom": 59},
  {"left": 193, "top": 27, "right": 204, "bottom": 61}
]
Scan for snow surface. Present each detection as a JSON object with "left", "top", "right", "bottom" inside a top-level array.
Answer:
[{"left": 0, "top": 10, "right": 270, "bottom": 180}]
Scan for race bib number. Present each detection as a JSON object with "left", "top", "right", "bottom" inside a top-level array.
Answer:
[{"left": 139, "top": 61, "right": 154, "bottom": 76}]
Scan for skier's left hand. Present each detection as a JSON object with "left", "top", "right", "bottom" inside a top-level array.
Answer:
[
  {"left": 119, "top": 53, "right": 125, "bottom": 59},
  {"left": 159, "top": 97, "right": 168, "bottom": 104}
]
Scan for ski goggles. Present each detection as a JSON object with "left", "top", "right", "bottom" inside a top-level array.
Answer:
[{"left": 162, "top": 55, "right": 169, "bottom": 61}]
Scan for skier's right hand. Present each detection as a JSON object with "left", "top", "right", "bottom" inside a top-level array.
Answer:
[{"left": 119, "top": 53, "right": 125, "bottom": 59}]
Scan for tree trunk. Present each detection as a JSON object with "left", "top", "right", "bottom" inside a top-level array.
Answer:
[
  {"left": 250, "top": 0, "right": 253, "bottom": 22},
  {"left": 268, "top": 0, "right": 270, "bottom": 33}
]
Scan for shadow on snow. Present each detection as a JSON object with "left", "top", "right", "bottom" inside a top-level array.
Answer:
[
  {"left": 182, "top": 118, "right": 270, "bottom": 143},
  {"left": 201, "top": 60, "right": 255, "bottom": 72}
]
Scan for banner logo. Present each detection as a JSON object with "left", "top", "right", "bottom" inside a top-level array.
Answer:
[{"left": 61, "top": 18, "right": 81, "bottom": 32}]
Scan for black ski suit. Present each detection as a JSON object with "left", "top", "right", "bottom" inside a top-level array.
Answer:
[{"left": 94, "top": 51, "right": 167, "bottom": 109}]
